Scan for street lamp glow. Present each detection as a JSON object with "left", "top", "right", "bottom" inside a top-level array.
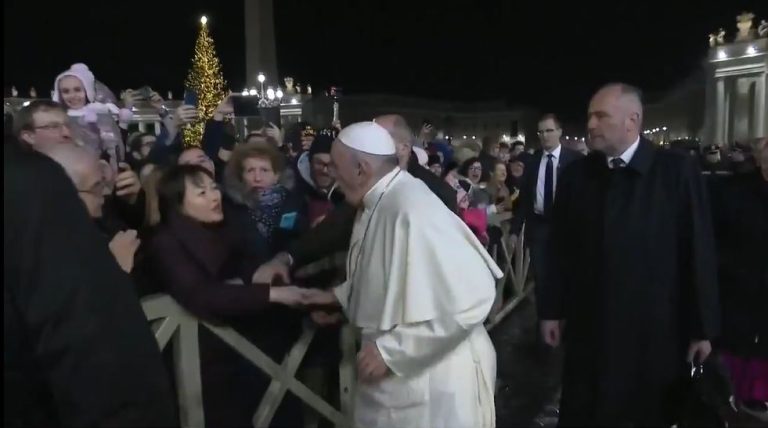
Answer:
[
  {"left": 291, "top": 97, "right": 299, "bottom": 104},
  {"left": 257, "top": 73, "right": 266, "bottom": 84},
  {"left": 266, "top": 87, "right": 275, "bottom": 100},
  {"left": 200, "top": 16, "right": 208, "bottom": 25},
  {"left": 241, "top": 89, "right": 248, "bottom": 96},
  {"left": 22, "top": 101, "right": 30, "bottom": 106},
  {"left": 275, "top": 88, "right": 283, "bottom": 99},
  {"left": 462, "top": 135, "right": 467, "bottom": 139},
  {"left": 248, "top": 88, "right": 257, "bottom": 96},
  {"left": 717, "top": 50, "right": 727, "bottom": 60},
  {"left": 472, "top": 136, "right": 476, "bottom": 140},
  {"left": 566, "top": 136, "right": 570, "bottom": 140},
  {"left": 746, "top": 45, "right": 757, "bottom": 55},
  {"left": 662, "top": 126, "right": 667, "bottom": 131}
]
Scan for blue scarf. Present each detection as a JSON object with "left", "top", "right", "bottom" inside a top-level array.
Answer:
[{"left": 250, "top": 185, "right": 288, "bottom": 243}]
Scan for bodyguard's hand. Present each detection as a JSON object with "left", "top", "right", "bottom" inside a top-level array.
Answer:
[
  {"left": 541, "top": 320, "right": 563, "bottom": 348},
  {"left": 687, "top": 340, "right": 712, "bottom": 364},
  {"left": 358, "top": 341, "right": 390, "bottom": 383}
]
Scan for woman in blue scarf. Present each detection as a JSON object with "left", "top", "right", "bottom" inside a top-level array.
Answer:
[{"left": 223, "top": 142, "right": 307, "bottom": 267}]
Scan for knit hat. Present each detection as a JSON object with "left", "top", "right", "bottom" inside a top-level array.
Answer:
[
  {"left": 53, "top": 63, "right": 96, "bottom": 104},
  {"left": 309, "top": 128, "right": 337, "bottom": 159}
]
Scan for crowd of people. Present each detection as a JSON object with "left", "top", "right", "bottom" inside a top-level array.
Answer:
[{"left": 4, "top": 62, "right": 767, "bottom": 428}]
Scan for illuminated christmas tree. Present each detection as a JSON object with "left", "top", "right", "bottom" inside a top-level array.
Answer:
[{"left": 182, "top": 15, "right": 227, "bottom": 147}]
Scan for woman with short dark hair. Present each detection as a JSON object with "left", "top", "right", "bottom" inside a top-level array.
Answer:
[{"left": 148, "top": 164, "right": 307, "bottom": 427}]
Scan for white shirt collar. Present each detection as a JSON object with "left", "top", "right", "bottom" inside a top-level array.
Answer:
[
  {"left": 608, "top": 136, "right": 640, "bottom": 167},
  {"left": 544, "top": 144, "right": 562, "bottom": 159}
]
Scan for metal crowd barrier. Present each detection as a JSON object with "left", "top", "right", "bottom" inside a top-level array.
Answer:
[
  {"left": 485, "top": 216, "right": 533, "bottom": 330},
  {"left": 140, "top": 219, "right": 531, "bottom": 427},
  {"left": 140, "top": 295, "right": 356, "bottom": 428}
]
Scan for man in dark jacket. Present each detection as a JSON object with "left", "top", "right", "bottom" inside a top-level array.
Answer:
[
  {"left": 510, "top": 113, "right": 583, "bottom": 287},
  {"left": 253, "top": 115, "right": 457, "bottom": 281},
  {"left": 3, "top": 142, "right": 176, "bottom": 427},
  {"left": 540, "top": 83, "right": 719, "bottom": 426}
]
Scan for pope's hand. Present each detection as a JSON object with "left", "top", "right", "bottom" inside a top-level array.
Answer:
[{"left": 357, "top": 341, "right": 390, "bottom": 383}]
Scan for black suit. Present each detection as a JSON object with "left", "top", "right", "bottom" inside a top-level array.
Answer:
[
  {"left": 3, "top": 144, "right": 176, "bottom": 427},
  {"left": 541, "top": 138, "right": 720, "bottom": 426},
  {"left": 510, "top": 145, "right": 583, "bottom": 285}
]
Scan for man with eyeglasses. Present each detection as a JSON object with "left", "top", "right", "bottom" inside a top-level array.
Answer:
[
  {"left": 45, "top": 144, "right": 141, "bottom": 274},
  {"left": 511, "top": 113, "right": 582, "bottom": 293},
  {"left": 14, "top": 100, "right": 73, "bottom": 154}
]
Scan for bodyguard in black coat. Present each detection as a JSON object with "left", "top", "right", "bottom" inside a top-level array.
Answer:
[
  {"left": 3, "top": 143, "right": 176, "bottom": 427},
  {"left": 540, "top": 84, "right": 720, "bottom": 426}
]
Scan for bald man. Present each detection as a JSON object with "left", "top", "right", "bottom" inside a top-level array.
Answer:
[
  {"left": 4, "top": 142, "right": 175, "bottom": 426},
  {"left": 46, "top": 145, "right": 140, "bottom": 273},
  {"left": 539, "top": 83, "right": 719, "bottom": 426}
]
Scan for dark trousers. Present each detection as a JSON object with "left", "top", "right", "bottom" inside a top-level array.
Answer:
[{"left": 526, "top": 215, "right": 551, "bottom": 285}]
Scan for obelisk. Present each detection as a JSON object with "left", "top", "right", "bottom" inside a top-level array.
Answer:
[{"left": 244, "top": 0, "right": 278, "bottom": 88}]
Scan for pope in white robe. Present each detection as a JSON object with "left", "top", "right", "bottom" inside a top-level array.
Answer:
[{"left": 310, "top": 121, "right": 503, "bottom": 428}]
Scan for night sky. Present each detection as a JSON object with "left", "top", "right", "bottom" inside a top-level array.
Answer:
[{"left": 4, "top": 0, "right": 768, "bottom": 123}]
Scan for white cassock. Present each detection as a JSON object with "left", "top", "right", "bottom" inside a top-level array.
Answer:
[{"left": 334, "top": 166, "right": 503, "bottom": 428}]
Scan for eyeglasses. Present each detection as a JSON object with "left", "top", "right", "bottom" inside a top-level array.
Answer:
[
  {"left": 34, "top": 122, "right": 70, "bottom": 132},
  {"left": 311, "top": 160, "right": 332, "bottom": 171},
  {"left": 77, "top": 180, "right": 106, "bottom": 197},
  {"left": 537, "top": 128, "right": 558, "bottom": 135},
  {"left": 469, "top": 166, "right": 482, "bottom": 172}
]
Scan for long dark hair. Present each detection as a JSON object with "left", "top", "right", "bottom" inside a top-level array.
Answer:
[{"left": 157, "top": 164, "right": 215, "bottom": 224}]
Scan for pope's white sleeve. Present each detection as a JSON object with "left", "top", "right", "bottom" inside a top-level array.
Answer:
[
  {"left": 375, "top": 295, "right": 492, "bottom": 377},
  {"left": 332, "top": 280, "right": 353, "bottom": 313}
]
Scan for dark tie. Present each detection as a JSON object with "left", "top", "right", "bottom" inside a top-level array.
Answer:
[
  {"left": 610, "top": 158, "right": 626, "bottom": 169},
  {"left": 544, "top": 153, "right": 554, "bottom": 216}
]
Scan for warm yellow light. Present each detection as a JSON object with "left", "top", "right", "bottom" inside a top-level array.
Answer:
[{"left": 200, "top": 16, "right": 208, "bottom": 25}]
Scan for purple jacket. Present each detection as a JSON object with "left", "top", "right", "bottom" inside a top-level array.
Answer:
[{"left": 147, "top": 213, "right": 269, "bottom": 321}]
